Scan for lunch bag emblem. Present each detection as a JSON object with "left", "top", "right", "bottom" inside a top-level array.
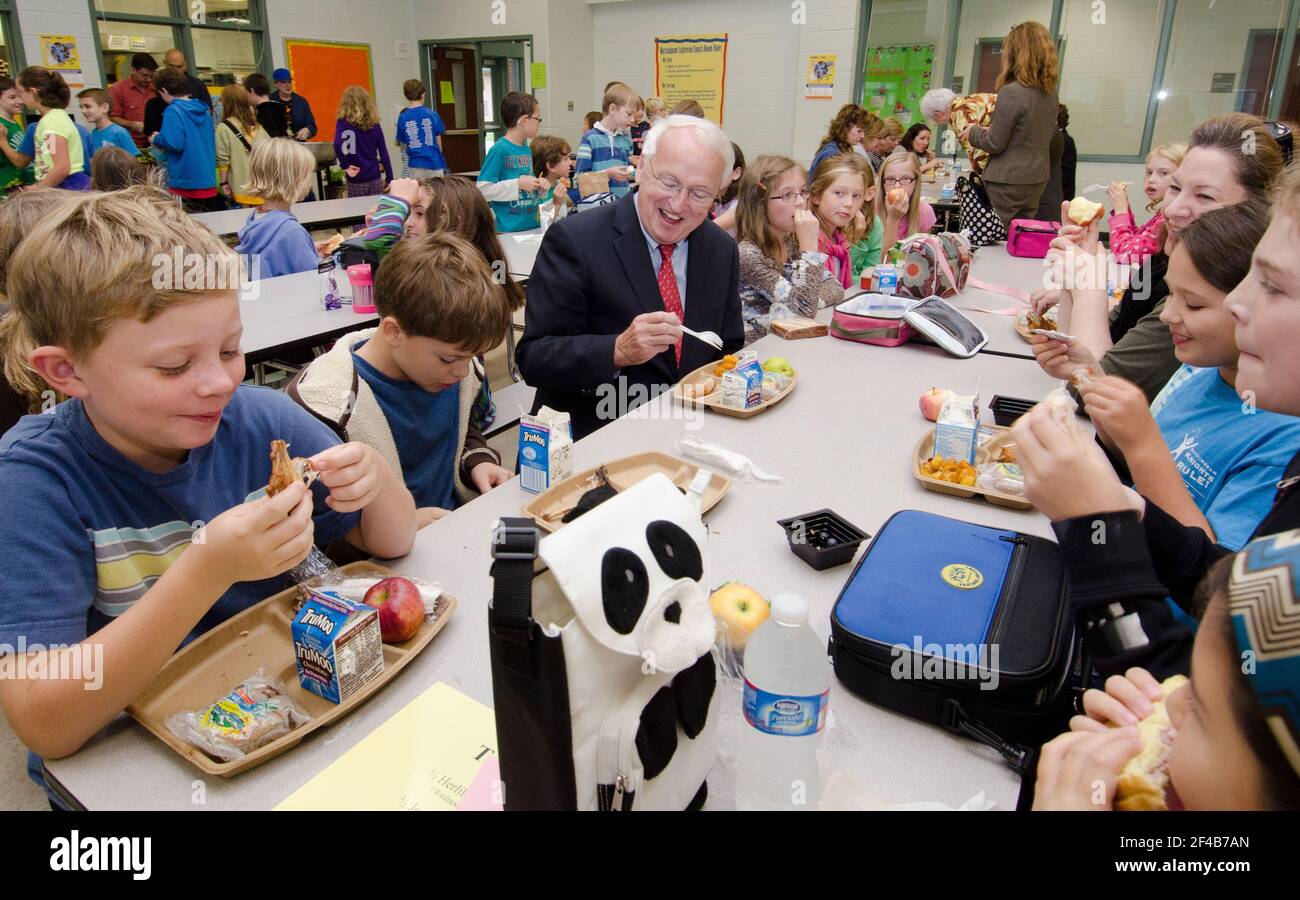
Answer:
[{"left": 941, "top": 563, "right": 984, "bottom": 590}]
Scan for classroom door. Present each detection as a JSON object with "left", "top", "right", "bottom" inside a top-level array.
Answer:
[
  {"left": 974, "top": 40, "right": 1003, "bottom": 94},
  {"left": 430, "top": 45, "right": 482, "bottom": 173},
  {"left": 482, "top": 51, "right": 526, "bottom": 158},
  {"left": 1240, "top": 30, "right": 1300, "bottom": 120}
]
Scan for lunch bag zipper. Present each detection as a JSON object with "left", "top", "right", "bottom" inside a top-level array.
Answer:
[
  {"left": 596, "top": 673, "right": 672, "bottom": 811},
  {"left": 985, "top": 535, "right": 1027, "bottom": 646}
]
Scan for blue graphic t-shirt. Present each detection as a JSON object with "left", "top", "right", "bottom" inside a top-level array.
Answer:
[
  {"left": 396, "top": 106, "right": 447, "bottom": 171},
  {"left": 480, "top": 136, "right": 539, "bottom": 232},
  {"left": 1149, "top": 364, "right": 1300, "bottom": 549}
]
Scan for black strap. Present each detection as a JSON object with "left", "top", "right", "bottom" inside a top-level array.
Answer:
[
  {"left": 942, "top": 699, "right": 1030, "bottom": 776},
  {"left": 222, "top": 119, "right": 253, "bottom": 154},
  {"left": 489, "top": 517, "right": 541, "bottom": 676}
]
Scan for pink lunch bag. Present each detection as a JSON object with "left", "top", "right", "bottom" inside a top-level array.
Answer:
[
  {"left": 1006, "top": 219, "right": 1059, "bottom": 258},
  {"left": 830, "top": 293, "right": 915, "bottom": 347}
]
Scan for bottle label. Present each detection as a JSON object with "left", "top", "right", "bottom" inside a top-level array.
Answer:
[{"left": 743, "top": 679, "right": 828, "bottom": 737}]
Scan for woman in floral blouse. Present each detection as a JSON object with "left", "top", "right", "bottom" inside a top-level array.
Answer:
[{"left": 920, "top": 87, "right": 998, "bottom": 175}]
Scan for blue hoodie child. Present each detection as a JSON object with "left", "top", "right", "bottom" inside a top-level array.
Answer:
[
  {"left": 152, "top": 96, "right": 216, "bottom": 190},
  {"left": 235, "top": 209, "right": 319, "bottom": 279}
]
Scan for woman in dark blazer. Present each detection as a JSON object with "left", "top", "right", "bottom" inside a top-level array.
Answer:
[{"left": 962, "top": 21, "right": 1060, "bottom": 227}]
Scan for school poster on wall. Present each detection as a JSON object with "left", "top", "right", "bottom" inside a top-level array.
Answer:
[
  {"left": 805, "top": 53, "right": 836, "bottom": 100},
  {"left": 39, "top": 34, "right": 83, "bottom": 87},
  {"left": 861, "top": 44, "right": 934, "bottom": 127},
  {"left": 654, "top": 33, "right": 728, "bottom": 124}
]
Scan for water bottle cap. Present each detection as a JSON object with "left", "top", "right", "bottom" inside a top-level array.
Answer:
[{"left": 770, "top": 592, "right": 809, "bottom": 625}]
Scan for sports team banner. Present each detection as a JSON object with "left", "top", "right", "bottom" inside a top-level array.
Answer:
[
  {"left": 654, "top": 33, "right": 728, "bottom": 124},
  {"left": 862, "top": 44, "right": 935, "bottom": 127}
]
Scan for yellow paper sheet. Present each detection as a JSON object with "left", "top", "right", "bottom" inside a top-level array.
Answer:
[
  {"left": 439, "top": 81, "right": 455, "bottom": 105},
  {"left": 531, "top": 62, "right": 547, "bottom": 89},
  {"left": 274, "top": 682, "right": 497, "bottom": 811}
]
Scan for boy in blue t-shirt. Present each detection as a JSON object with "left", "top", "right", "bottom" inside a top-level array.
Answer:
[
  {"left": 0, "top": 190, "right": 416, "bottom": 795},
  {"left": 476, "top": 90, "right": 546, "bottom": 232},
  {"left": 289, "top": 231, "right": 514, "bottom": 525},
  {"left": 77, "top": 87, "right": 139, "bottom": 160},
  {"left": 395, "top": 78, "right": 447, "bottom": 177},
  {"left": 571, "top": 82, "right": 638, "bottom": 203}
]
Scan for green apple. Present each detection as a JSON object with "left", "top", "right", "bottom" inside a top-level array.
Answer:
[{"left": 762, "top": 357, "right": 794, "bottom": 377}]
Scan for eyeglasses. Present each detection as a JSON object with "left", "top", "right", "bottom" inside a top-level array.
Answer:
[
  {"left": 644, "top": 157, "right": 716, "bottom": 206},
  {"left": 770, "top": 189, "right": 810, "bottom": 204},
  {"left": 882, "top": 176, "right": 917, "bottom": 187},
  {"left": 523, "top": 114, "right": 543, "bottom": 124}
]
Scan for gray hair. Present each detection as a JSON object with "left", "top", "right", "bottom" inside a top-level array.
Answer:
[
  {"left": 920, "top": 88, "right": 956, "bottom": 120},
  {"left": 642, "top": 114, "right": 735, "bottom": 190}
]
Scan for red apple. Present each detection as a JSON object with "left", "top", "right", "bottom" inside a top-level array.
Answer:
[
  {"left": 919, "top": 387, "right": 950, "bottom": 422},
  {"left": 362, "top": 577, "right": 425, "bottom": 643}
]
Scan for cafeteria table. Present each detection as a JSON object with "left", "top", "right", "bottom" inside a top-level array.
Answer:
[{"left": 45, "top": 326, "right": 1062, "bottom": 811}]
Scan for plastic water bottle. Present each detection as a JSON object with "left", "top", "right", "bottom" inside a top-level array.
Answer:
[{"left": 736, "top": 593, "right": 832, "bottom": 811}]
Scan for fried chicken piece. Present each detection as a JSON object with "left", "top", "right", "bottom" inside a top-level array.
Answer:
[{"left": 267, "top": 439, "right": 318, "bottom": 496}]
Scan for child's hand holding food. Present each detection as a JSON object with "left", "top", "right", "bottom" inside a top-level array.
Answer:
[
  {"left": 1031, "top": 727, "right": 1142, "bottom": 810},
  {"left": 1012, "top": 402, "right": 1131, "bottom": 521},
  {"left": 190, "top": 480, "right": 315, "bottom": 587}
]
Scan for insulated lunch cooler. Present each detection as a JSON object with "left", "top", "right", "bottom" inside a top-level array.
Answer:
[
  {"left": 828, "top": 509, "right": 1083, "bottom": 772},
  {"left": 830, "top": 293, "right": 916, "bottom": 347}
]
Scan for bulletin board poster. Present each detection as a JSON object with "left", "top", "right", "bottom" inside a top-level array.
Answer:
[
  {"left": 283, "top": 39, "right": 374, "bottom": 143},
  {"left": 40, "top": 34, "right": 83, "bottom": 88},
  {"left": 654, "top": 34, "right": 728, "bottom": 124},
  {"left": 805, "top": 54, "right": 836, "bottom": 100},
  {"left": 861, "top": 44, "right": 934, "bottom": 128}
]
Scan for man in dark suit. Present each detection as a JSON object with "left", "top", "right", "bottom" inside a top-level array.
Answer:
[{"left": 516, "top": 116, "right": 744, "bottom": 439}]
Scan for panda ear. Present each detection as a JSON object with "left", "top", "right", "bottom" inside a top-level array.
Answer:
[{"left": 645, "top": 520, "right": 703, "bottom": 582}]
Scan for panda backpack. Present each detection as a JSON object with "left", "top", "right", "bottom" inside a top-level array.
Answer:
[{"left": 488, "top": 473, "right": 721, "bottom": 810}]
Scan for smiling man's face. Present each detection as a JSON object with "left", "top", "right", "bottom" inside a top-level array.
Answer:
[{"left": 637, "top": 127, "right": 726, "bottom": 245}]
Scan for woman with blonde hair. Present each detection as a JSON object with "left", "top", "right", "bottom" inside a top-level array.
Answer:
[
  {"left": 961, "top": 20, "right": 1060, "bottom": 226},
  {"left": 216, "top": 83, "right": 268, "bottom": 207},
  {"left": 334, "top": 85, "right": 393, "bottom": 197},
  {"left": 735, "top": 154, "right": 842, "bottom": 344},
  {"left": 854, "top": 115, "right": 890, "bottom": 172}
]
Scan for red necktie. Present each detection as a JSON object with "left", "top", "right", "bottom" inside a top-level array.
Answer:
[{"left": 657, "top": 243, "right": 684, "bottom": 364}]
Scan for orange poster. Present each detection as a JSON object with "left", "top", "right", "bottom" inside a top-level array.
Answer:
[{"left": 283, "top": 39, "right": 375, "bottom": 143}]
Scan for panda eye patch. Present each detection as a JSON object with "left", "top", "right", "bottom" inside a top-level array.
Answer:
[
  {"left": 646, "top": 521, "right": 703, "bottom": 581},
  {"left": 601, "top": 548, "right": 649, "bottom": 634}
]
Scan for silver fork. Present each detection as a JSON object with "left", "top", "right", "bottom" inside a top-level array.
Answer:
[{"left": 680, "top": 324, "right": 723, "bottom": 351}]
